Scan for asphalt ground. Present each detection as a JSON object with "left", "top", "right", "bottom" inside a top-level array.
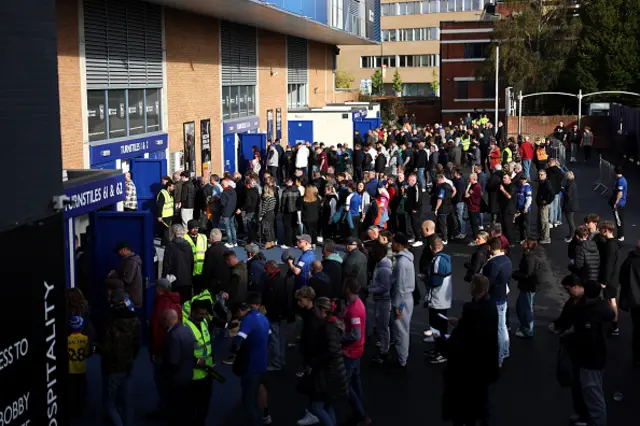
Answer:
[{"left": 73, "top": 157, "right": 639, "bottom": 426}]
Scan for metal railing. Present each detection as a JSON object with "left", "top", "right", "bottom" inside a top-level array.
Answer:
[
  {"left": 593, "top": 155, "right": 615, "bottom": 196},
  {"left": 549, "top": 140, "right": 567, "bottom": 169}
]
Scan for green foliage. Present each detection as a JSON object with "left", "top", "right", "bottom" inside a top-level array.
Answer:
[
  {"left": 477, "top": 1, "right": 581, "bottom": 93},
  {"left": 335, "top": 71, "right": 355, "bottom": 89},
  {"left": 392, "top": 70, "right": 403, "bottom": 94},
  {"left": 430, "top": 70, "right": 439, "bottom": 93},
  {"left": 573, "top": 0, "right": 640, "bottom": 93},
  {"left": 371, "top": 69, "right": 384, "bottom": 95}
]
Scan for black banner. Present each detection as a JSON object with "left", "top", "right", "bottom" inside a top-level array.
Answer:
[
  {"left": 200, "top": 119, "right": 211, "bottom": 175},
  {"left": 267, "top": 110, "right": 274, "bottom": 142},
  {"left": 275, "top": 108, "right": 282, "bottom": 140},
  {"left": 0, "top": 213, "right": 67, "bottom": 425},
  {"left": 183, "top": 121, "right": 196, "bottom": 177}
]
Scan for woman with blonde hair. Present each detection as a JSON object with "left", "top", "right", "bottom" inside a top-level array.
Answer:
[
  {"left": 302, "top": 185, "right": 322, "bottom": 247},
  {"left": 260, "top": 183, "right": 277, "bottom": 249}
]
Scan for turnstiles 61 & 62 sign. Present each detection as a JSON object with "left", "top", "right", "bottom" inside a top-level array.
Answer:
[{"left": 64, "top": 173, "right": 126, "bottom": 218}]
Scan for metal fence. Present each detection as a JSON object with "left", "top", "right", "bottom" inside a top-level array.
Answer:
[
  {"left": 549, "top": 140, "right": 567, "bottom": 169},
  {"left": 593, "top": 155, "right": 615, "bottom": 196}
]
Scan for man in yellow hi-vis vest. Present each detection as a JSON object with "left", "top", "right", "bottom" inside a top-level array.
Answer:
[
  {"left": 182, "top": 288, "right": 215, "bottom": 323},
  {"left": 156, "top": 180, "right": 175, "bottom": 245},
  {"left": 185, "top": 299, "right": 214, "bottom": 426},
  {"left": 186, "top": 220, "right": 208, "bottom": 291}
]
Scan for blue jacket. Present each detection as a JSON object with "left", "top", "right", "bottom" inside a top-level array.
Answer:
[
  {"left": 482, "top": 254, "right": 513, "bottom": 303},
  {"left": 348, "top": 193, "right": 362, "bottom": 216}
]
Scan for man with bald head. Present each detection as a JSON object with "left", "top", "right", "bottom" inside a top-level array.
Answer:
[
  {"left": 419, "top": 220, "right": 439, "bottom": 288},
  {"left": 309, "top": 260, "right": 331, "bottom": 298},
  {"left": 163, "top": 308, "right": 195, "bottom": 426}
]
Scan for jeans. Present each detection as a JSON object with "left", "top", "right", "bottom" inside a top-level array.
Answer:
[
  {"left": 522, "top": 159, "right": 531, "bottom": 180},
  {"left": 105, "top": 372, "right": 133, "bottom": 426},
  {"left": 538, "top": 204, "right": 550, "bottom": 240},
  {"left": 496, "top": 302, "right": 510, "bottom": 365},
  {"left": 243, "top": 212, "right": 257, "bottom": 242},
  {"left": 374, "top": 299, "right": 392, "bottom": 354},
  {"left": 241, "top": 372, "right": 263, "bottom": 426},
  {"left": 516, "top": 211, "right": 530, "bottom": 241},
  {"left": 469, "top": 211, "right": 480, "bottom": 238},
  {"left": 222, "top": 216, "right": 237, "bottom": 244},
  {"left": 343, "top": 356, "right": 366, "bottom": 421},
  {"left": 310, "top": 400, "right": 337, "bottom": 426},
  {"left": 418, "top": 167, "right": 426, "bottom": 189},
  {"left": 456, "top": 202, "right": 466, "bottom": 235},
  {"left": 152, "top": 358, "right": 168, "bottom": 411},
  {"left": 549, "top": 195, "right": 560, "bottom": 225},
  {"left": 570, "top": 142, "right": 578, "bottom": 160},
  {"left": 572, "top": 368, "right": 606, "bottom": 426},
  {"left": 516, "top": 291, "right": 535, "bottom": 336},
  {"left": 268, "top": 319, "right": 287, "bottom": 369}
]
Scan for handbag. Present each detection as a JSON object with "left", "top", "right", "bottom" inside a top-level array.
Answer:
[{"left": 556, "top": 337, "right": 574, "bottom": 387}]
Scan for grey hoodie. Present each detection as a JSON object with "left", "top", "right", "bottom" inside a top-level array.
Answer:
[
  {"left": 368, "top": 257, "right": 392, "bottom": 300},
  {"left": 391, "top": 249, "right": 416, "bottom": 307}
]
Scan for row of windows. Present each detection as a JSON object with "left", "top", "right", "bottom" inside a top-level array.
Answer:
[
  {"left": 360, "top": 54, "right": 439, "bottom": 68},
  {"left": 403, "top": 83, "right": 436, "bottom": 97},
  {"left": 381, "top": 27, "right": 439, "bottom": 42},
  {"left": 87, "top": 89, "right": 161, "bottom": 142},
  {"left": 222, "top": 85, "right": 256, "bottom": 121},
  {"left": 457, "top": 81, "right": 494, "bottom": 99},
  {"left": 381, "top": 0, "right": 493, "bottom": 16},
  {"left": 464, "top": 43, "right": 489, "bottom": 59}
]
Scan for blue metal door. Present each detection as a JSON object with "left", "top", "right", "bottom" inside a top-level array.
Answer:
[
  {"left": 363, "top": 117, "right": 381, "bottom": 129},
  {"left": 288, "top": 120, "right": 313, "bottom": 146},
  {"left": 130, "top": 158, "right": 166, "bottom": 211},
  {"left": 90, "top": 211, "right": 155, "bottom": 338},
  {"left": 354, "top": 120, "right": 372, "bottom": 137},
  {"left": 223, "top": 134, "right": 236, "bottom": 173},
  {"left": 240, "top": 133, "right": 267, "bottom": 173}
]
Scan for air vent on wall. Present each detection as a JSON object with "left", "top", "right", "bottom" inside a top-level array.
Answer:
[{"left": 342, "top": 113, "right": 349, "bottom": 119}]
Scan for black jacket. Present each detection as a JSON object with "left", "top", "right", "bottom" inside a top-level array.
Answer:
[
  {"left": 546, "top": 166, "right": 564, "bottom": 194},
  {"left": 600, "top": 238, "right": 622, "bottom": 287},
  {"left": 342, "top": 249, "right": 368, "bottom": 289},
  {"left": 512, "top": 248, "right": 551, "bottom": 292},
  {"left": 220, "top": 188, "right": 237, "bottom": 218},
  {"left": 180, "top": 180, "right": 195, "bottom": 209},
  {"left": 303, "top": 316, "right": 348, "bottom": 401},
  {"left": 262, "top": 269, "right": 289, "bottom": 321},
  {"left": 322, "top": 258, "right": 344, "bottom": 299},
  {"left": 163, "top": 238, "right": 194, "bottom": 288},
  {"left": 404, "top": 185, "right": 422, "bottom": 212},
  {"left": 247, "top": 254, "right": 267, "bottom": 293},
  {"left": 562, "top": 180, "right": 579, "bottom": 212},
  {"left": 100, "top": 305, "right": 141, "bottom": 374},
  {"left": 202, "top": 242, "right": 230, "bottom": 293},
  {"left": 570, "top": 240, "right": 600, "bottom": 282},
  {"left": 225, "top": 263, "right": 248, "bottom": 307},
  {"left": 299, "top": 307, "right": 326, "bottom": 363},
  {"left": 535, "top": 179, "right": 555, "bottom": 205},
  {"left": 243, "top": 186, "right": 260, "bottom": 214},
  {"left": 620, "top": 248, "right": 640, "bottom": 310},
  {"left": 309, "top": 272, "right": 332, "bottom": 299},
  {"left": 464, "top": 244, "right": 490, "bottom": 280},
  {"left": 566, "top": 299, "right": 614, "bottom": 370},
  {"left": 486, "top": 171, "right": 504, "bottom": 214}
]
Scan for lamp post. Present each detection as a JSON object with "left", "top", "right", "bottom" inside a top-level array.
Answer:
[{"left": 494, "top": 43, "right": 499, "bottom": 135}]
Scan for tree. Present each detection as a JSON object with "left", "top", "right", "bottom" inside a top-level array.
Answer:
[
  {"left": 573, "top": 0, "right": 640, "bottom": 93},
  {"left": 371, "top": 69, "right": 384, "bottom": 95},
  {"left": 335, "top": 71, "right": 355, "bottom": 89},
  {"left": 392, "top": 70, "right": 403, "bottom": 95},
  {"left": 477, "top": 1, "right": 581, "bottom": 93},
  {"left": 430, "top": 70, "right": 439, "bottom": 94}
]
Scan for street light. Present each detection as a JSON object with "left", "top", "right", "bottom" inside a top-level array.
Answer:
[{"left": 494, "top": 43, "right": 499, "bottom": 135}]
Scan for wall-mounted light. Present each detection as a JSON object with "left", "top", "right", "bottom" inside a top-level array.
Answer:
[{"left": 270, "top": 67, "right": 279, "bottom": 77}]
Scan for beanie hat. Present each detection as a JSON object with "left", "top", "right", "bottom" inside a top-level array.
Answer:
[{"left": 69, "top": 315, "right": 84, "bottom": 332}]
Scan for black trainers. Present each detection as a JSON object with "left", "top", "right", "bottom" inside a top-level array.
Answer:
[
  {"left": 611, "top": 327, "right": 620, "bottom": 336},
  {"left": 371, "top": 353, "right": 389, "bottom": 365}
]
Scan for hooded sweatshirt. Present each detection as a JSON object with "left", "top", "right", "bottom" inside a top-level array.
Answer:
[
  {"left": 116, "top": 253, "right": 143, "bottom": 307},
  {"left": 368, "top": 257, "right": 392, "bottom": 300},
  {"left": 571, "top": 240, "right": 600, "bottom": 282},
  {"left": 163, "top": 237, "right": 194, "bottom": 288},
  {"left": 391, "top": 249, "right": 415, "bottom": 307},
  {"left": 323, "top": 253, "right": 344, "bottom": 299}
]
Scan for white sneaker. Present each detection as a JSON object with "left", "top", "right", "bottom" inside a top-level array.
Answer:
[
  {"left": 618, "top": 236, "right": 625, "bottom": 242},
  {"left": 479, "top": 225, "right": 484, "bottom": 230},
  {"left": 317, "top": 236, "right": 323, "bottom": 243},
  {"left": 297, "top": 410, "right": 320, "bottom": 425},
  {"left": 224, "top": 243, "right": 234, "bottom": 248},
  {"left": 280, "top": 245, "right": 289, "bottom": 249},
  {"left": 408, "top": 238, "right": 416, "bottom": 243},
  {"left": 442, "top": 240, "right": 448, "bottom": 245},
  {"left": 411, "top": 241, "right": 423, "bottom": 247},
  {"left": 263, "top": 414, "right": 273, "bottom": 424}
]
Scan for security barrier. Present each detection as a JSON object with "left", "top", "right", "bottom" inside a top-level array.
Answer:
[{"left": 593, "top": 155, "right": 615, "bottom": 196}]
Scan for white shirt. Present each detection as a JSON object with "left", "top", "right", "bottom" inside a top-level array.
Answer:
[{"left": 295, "top": 145, "right": 309, "bottom": 168}]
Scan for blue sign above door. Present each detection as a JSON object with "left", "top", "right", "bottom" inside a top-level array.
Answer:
[
  {"left": 223, "top": 116, "right": 260, "bottom": 135},
  {"left": 89, "top": 133, "right": 168, "bottom": 167},
  {"left": 64, "top": 173, "right": 126, "bottom": 218}
]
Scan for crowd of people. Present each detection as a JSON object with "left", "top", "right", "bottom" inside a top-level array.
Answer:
[{"left": 67, "top": 115, "right": 640, "bottom": 426}]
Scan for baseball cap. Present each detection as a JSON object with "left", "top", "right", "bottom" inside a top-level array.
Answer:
[
  {"left": 69, "top": 316, "right": 84, "bottom": 332},
  {"left": 296, "top": 234, "right": 312, "bottom": 244}
]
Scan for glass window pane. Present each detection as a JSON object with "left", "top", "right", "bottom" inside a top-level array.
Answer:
[
  {"left": 389, "top": 29, "right": 397, "bottom": 41},
  {"left": 128, "top": 89, "right": 145, "bottom": 136},
  {"left": 87, "top": 90, "right": 106, "bottom": 142},
  {"left": 431, "top": 28, "right": 438, "bottom": 40},
  {"left": 389, "top": 56, "right": 396, "bottom": 67},
  {"left": 473, "top": 0, "right": 481, "bottom": 8},
  {"left": 230, "top": 86, "right": 239, "bottom": 118},
  {"left": 458, "top": 82, "right": 468, "bottom": 99},
  {"left": 420, "top": 55, "right": 428, "bottom": 66},
  {"left": 464, "top": 0, "right": 472, "bottom": 10},
  {"left": 238, "top": 86, "right": 247, "bottom": 117},
  {"left": 407, "top": 2, "right": 415, "bottom": 14},
  {"left": 382, "top": 4, "right": 389, "bottom": 15},
  {"left": 398, "top": 3, "right": 406, "bottom": 15},
  {"left": 422, "top": 1, "right": 430, "bottom": 13},
  {"left": 108, "top": 90, "right": 126, "bottom": 139},
  {"left": 222, "top": 87, "right": 230, "bottom": 120},
  {"left": 248, "top": 86, "right": 255, "bottom": 115},
  {"left": 407, "top": 56, "right": 414, "bottom": 67},
  {"left": 146, "top": 89, "right": 160, "bottom": 132},
  {"left": 440, "top": 0, "right": 446, "bottom": 12},
  {"left": 448, "top": 0, "right": 455, "bottom": 11},
  {"left": 456, "top": 0, "right": 463, "bottom": 11}
]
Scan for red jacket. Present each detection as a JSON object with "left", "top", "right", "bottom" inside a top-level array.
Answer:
[
  {"left": 519, "top": 142, "right": 534, "bottom": 160},
  {"left": 149, "top": 291, "right": 182, "bottom": 356}
]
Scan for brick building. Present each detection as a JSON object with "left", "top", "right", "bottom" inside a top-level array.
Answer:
[
  {"left": 57, "top": 0, "right": 376, "bottom": 175},
  {"left": 439, "top": 17, "right": 504, "bottom": 124}
]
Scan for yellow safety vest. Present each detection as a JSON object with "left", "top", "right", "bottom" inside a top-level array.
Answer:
[
  {"left": 186, "top": 233, "right": 207, "bottom": 275},
  {"left": 502, "top": 146, "right": 513, "bottom": 163},
  {"left": 185, "top": 318, "right": 213, "bottom": 380},
  {"left": 157, "top": 189, "right": 174, "bottom": 218},
  {"left": 480, "top": 117, "right": 489, "bottom": 126},
  {"left": 461, "top": 134, "right": 471, "bottom": 152},
  {"left": 182, "top": 289, "right": 215, "bottom": 323}
]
